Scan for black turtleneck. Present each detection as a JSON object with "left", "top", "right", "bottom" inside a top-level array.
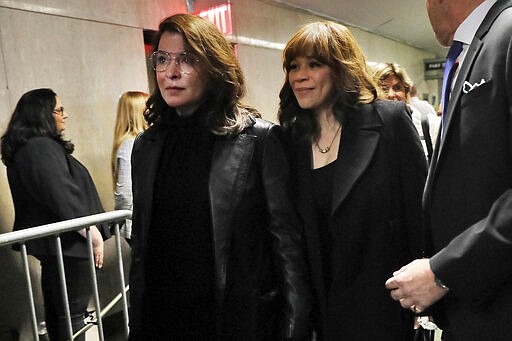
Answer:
[{"left": 143, "top": 111, "right": 216, "bottom": 337}]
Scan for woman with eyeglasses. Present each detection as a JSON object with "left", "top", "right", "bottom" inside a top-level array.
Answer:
[
  {"left": 128, "top": 14, "right": 311, "bottom": 340},
  {"left": 0, "top": 88, "right": 106, "bottom": 341},
  {"left": 369, "top": 62, "right": 441, "bottom": 162}
]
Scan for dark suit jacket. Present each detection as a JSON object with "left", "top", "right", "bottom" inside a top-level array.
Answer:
[
  {"left": 128, "top": 115, "right": 311, "bottom": 340},
  {"left": 286, "top": 100, "right": 427, "bottom": 340},
  {"left": 424, "top": 1, "right": 512, "bottom": 339},
  {"left": 6, "top": 137, "right": 104, "bottom": 258}
]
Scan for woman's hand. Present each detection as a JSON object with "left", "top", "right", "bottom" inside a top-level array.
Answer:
[
  {"left": 90, "top": 226, "right": 104, "bottom": 268},
  {"left": 78, "top": 226, "right": 104, "bottom": 268}
]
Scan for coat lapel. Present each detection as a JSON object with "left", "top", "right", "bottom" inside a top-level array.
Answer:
[
  {"left": 209, "top": 131, "right": 256, "bottom": 301},
  {"left": 294, "top": 138, "right": 328, "bottom": 312},
  {"left": 331, "top": 104, "right": 382, "bottom": 214},
  {"left": 296, "top": 103, "right": 382, "bottom": 316},
  {"left": 132, "top": 126, "right": 167, "bottom": 246}
]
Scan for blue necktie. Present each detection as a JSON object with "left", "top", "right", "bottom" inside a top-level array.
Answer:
[{"left": 441, "top": 40, "right": 463, "bottom": 129}]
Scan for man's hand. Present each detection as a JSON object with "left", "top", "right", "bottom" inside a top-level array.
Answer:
[{"left": 385, "top": 258, "right": 448, "bottom": 313}]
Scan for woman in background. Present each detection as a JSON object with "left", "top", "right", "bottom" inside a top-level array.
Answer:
[
  {"left": 370, "top": 62, "right": 440, "bottom": 161},
  {"left": 128, "top": 14, "right": 310, "bottom": 340},
  {"left": 1, "top": 88, "right": 105, "bottom": 341},
  {"left": 111, "top": 91, "right": 148, "bottom": 240},
  {"left": 278, "top": 21, "right": 427, "bottom": 340}
]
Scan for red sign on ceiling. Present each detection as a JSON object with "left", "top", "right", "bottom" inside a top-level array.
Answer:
[{"left": 197, "top": 3, "right": 232, "bottom": 35}]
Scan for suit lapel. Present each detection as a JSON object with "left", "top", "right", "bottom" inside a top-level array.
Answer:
[
  {"left": 437, "top": 39, "right": 483, "bottom": 157},
  {"left": 331, "top": 104, "right": 382, "bottom": 214},
  {"left": 434, "top": 0, "right": 511, "bottom": 178}
]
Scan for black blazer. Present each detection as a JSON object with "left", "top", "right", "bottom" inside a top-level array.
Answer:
[
  {"left": 424, "top": 2, "right": 512, "bottom": 339},
  {"left": 7, "top": 137, "right": 105, "bottom": 258},
  {"left": 128, "top": 115, "right": 311, "bottom": 340},
  {"left": 285, "top": 100, "right": 427, "bottom": 340}
]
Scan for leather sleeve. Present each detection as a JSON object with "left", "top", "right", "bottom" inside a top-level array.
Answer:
[{"left": 255, "top": 121, "right": 313, "bottom": 338}]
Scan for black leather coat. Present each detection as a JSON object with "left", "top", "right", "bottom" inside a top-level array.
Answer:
[{"left": 128, "top": 115, "right": 311, "bottom": 340}]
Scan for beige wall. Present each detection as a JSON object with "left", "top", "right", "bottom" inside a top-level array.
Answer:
[
  {"left": 0, "top": 1, "right": 178, "bottom": 338},
  {"left": 0, "top": 0, "right": 437, "bottom": 337},
  {"left": 228, "top": 0, "right": 438, "bottom": 122}
]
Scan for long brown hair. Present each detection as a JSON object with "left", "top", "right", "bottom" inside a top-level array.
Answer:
[
  {"left": 146, "top": 14, "right": 258, "bottom": 135},
  {"left": 278, "top": 21, "right": 377, "bottom": 139}
]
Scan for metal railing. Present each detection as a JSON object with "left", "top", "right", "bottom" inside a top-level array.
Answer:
[{"left": 0, "top": 210, "right": 132, "bottom": 341}]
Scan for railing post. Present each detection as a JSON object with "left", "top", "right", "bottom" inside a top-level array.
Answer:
[
  {"left": 114, "top": 223, "right": 130, "bottom": 337},
  {"left": 20, "top": 243, "right": 40, "bottom": 341},
  {"left": 55, "top": 236, "right": 74, "bottom": 340},
  {"left": 86, "top": 226, "right": 105, "bottom": 341},
  {"left": 0, "top": 211, "right": 133, "bottom": 340}
]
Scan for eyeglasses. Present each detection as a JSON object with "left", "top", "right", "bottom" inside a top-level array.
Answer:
[
  {"left": 53, "top": 107, "right": 65, "bottom": 116},
  {"left": 150, "top": 50, "right": 199, "bottom": 73}
]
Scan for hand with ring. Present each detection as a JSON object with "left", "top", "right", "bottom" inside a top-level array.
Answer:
[{"left": 385, "top": 258, "right": 448, "bottom": 312}]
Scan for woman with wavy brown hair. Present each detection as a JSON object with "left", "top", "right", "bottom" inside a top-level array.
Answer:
[
  {"left": 128, "top": 14, "right": 311, "bottom": 340},
  {"left": 278, "top": 21, "right": 427, "bottom": 340}
]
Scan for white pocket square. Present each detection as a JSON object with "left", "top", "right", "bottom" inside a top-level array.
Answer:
[{"left": 463, "top": 79, "right": 486, "bottom": 94}]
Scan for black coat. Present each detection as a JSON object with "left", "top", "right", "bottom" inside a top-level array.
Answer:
[
  {"left": 285, "top": 100, "right": 427, "bottom": 340},
  {"left": 425, "top": 2, "right": 512, "bottom": 339},
  {"left": 128, "top": 115, "right": 311, "bottom": 340},
  {"left": 6, "top": 137, "right": 105, "bottom": 258}
]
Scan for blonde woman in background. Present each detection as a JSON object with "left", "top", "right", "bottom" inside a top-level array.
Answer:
[
  {"left": 369, "top": 62, "right": 440, "bottom": 162},
  {"left": 111, "top": 91, "right": 148, "bottom": 241}
]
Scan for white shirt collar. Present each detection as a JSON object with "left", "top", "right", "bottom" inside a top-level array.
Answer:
[{"left": 454, "top": 0, "right": 498, "bottom": 45}]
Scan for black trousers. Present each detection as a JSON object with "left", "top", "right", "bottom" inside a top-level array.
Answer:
[
  {"left": 40, "top": 257, "right": 92, "bottom": 341},
  {"left": 137, "top": 295, "right": 216, "bottom": 340}
]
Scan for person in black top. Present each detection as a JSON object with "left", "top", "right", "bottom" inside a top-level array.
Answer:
[
  {"left": 1, "top": 88, "right": 105, "bottom": 340},
  {"left": 128, "top": 14, "right": 311, "bottom": 340},
  {"left": 278, "top": 21, "right": 427, "bottom": 340}
]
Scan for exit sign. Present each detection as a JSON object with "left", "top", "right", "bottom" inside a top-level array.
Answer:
[
  {"left": 197, "top": 3, "right": 233, "bottom": 35},
  {"left": 424, "top": 58, "right": 445, "bottom": 80}
]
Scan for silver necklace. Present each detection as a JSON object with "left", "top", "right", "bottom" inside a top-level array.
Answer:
[{"left": 315, "top": 124, "right": 342, "bottom": 154}]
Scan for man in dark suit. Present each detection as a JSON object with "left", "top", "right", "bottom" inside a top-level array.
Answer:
[{"left": 385, "top": 0, "right": 512, "bottom": 339}]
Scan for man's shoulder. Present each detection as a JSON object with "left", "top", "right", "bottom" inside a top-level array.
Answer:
[{"left": 479, "top": 1, "right": 512, "bottom": 38}]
